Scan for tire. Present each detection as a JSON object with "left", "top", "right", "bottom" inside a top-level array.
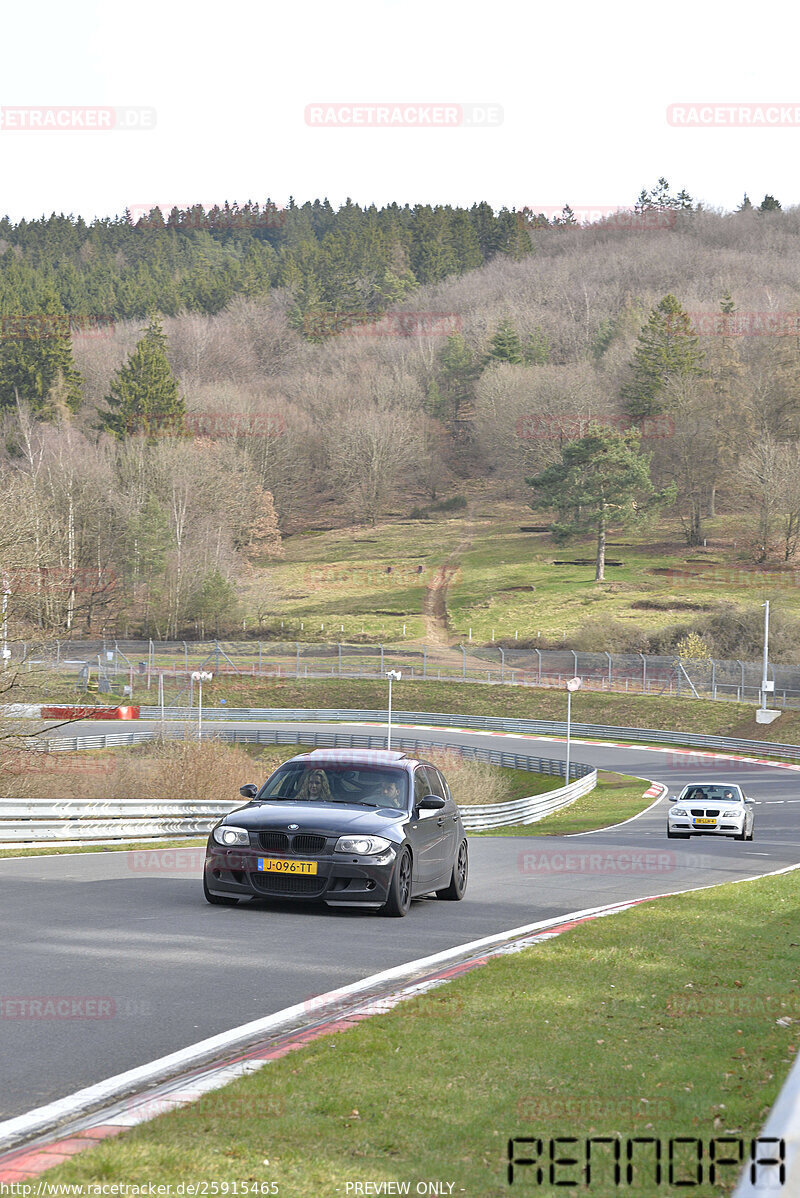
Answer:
[
  {"left": 747, "top": 825, "right": 754, "bottom": 841},
  {"left": 203, "top": 874, "right": 239, "bottom": 906},
  {"left": 382, "top": 847, "right": 412, "bottom": 917},
  {"left": 735, "top": 826, "right": 747, "bottom": 842},
  {"left": 437, "top": 839, "right": 468, "bottom": 901}
]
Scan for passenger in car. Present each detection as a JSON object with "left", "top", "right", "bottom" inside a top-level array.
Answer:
[{"left": 294, "top": 769, "right": 332, "bottom": 801}]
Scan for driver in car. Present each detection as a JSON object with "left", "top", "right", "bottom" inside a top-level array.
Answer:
[{"left": 378, "top": 777, "right": 404, "bottom": 809}]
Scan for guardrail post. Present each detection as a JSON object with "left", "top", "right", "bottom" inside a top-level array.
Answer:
[{"left": 499, "top": 647, "right": 505, "bottom": 683}]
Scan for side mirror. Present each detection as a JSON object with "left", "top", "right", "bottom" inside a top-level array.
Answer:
[
  {"left": 240, "top": 783, "right": 258, "bottom": 800},
  {"left": 417, "top": 794, "right": 446, "bottom": 810},
  {"left": 745, "top": 797, "right": 755, "bottom": 804}
]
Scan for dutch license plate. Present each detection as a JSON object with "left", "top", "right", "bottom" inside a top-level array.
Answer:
[
  {"left": 258, "top": 857, "right": 317, "bottom": 875},
  {"left": 694, "top": 817, "right": 717, "bottom": 825}
]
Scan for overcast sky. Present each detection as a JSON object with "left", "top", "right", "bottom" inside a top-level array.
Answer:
[{"left": 2, "top": 0, "right": 800, "bottom": 222}]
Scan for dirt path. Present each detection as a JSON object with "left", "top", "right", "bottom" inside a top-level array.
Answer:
[{"left": 423, "top": 523, "right": 474, "bottom": 648}]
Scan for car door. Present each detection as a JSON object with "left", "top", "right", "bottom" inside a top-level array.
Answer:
[
  {"left": 430, "top": 766, "right": 459, "bottom": 882},
  {"left": 408, "top": 766, "right": 447, "bottom": 889}
]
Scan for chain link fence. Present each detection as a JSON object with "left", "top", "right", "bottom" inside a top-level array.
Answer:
[{"left": 9, "top": 638, "right": 798, "bottom": 707}]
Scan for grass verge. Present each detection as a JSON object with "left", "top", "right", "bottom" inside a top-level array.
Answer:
[
  {"left": 473, "top": 771, "right": 654, "bottom": 837},
  {"left": 39, "top": 866, "right": 800, "bottom": 1196},
  {"left": 119, "top": 676, "right": 800, "bottom": 745},
  {"left": 0, "top": 838, "right": 200, "bottom": 859}
]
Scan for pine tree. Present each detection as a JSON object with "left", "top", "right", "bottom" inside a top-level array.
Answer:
[
  {"left": 738, "top": 194, "right": 753, "bottom": 211},
  {"left": 621, "top": 295, "right": 706, "bottom": 420},
  {"left": 0, "top": 290, "right": 82, "bottom": 416},
  {"left": 525, "top": 328, "right": 550, "bottom": 365},
  {"left": 100, "top": 317, "right": 185, "bottom": 438},
  {"left": 438, "top": 333, "right": 478, "bottom": 421},
  {"left": 527, "top": 425, "right": 673, "bottom": 581},
  {"left": 759, "top": 195, "right": 782, "bottom": 212},
  {"left": 485, "top": 318, "right": 525, "bottom": 366}
]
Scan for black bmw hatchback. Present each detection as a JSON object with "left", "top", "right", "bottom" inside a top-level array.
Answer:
[{"left": 203, "top": 748, "right": 469, "bottom": 917}]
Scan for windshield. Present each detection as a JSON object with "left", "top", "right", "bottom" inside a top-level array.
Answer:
[
  {"left": 257, "top": 763, "right": 409, "bottom": 809},
  {"left": 678, "top": 786, "right": 742, "bottom": 804}
]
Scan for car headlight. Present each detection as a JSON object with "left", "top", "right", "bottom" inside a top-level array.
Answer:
[
  {"left": 671, "top": 807, "right": 687, "bottom": 817},
  {"left": 213, "top": 825, "right": 250, "bottom": 847},
  {"left": 723, "top": 809, "right": 741, "bottom": 818},
  {"left": 334, "top": 835, "right": 392, "bottom": 855}
]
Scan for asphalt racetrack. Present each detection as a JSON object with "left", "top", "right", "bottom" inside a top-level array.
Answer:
[{"left": 1, "top": 719, "right": 799, "bottom": 1120}]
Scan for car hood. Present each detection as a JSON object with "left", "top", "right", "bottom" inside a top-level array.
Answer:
[{"left": 224, "top": 801, "right": 407, "bottom": 837}]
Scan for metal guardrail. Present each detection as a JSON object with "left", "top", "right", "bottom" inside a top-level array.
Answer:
[
  {"left": 138, "top": 706, "right": 800, "bottom": 761},
  {"left": 24, "top": 727, "right": 596, "bottom": 836}
]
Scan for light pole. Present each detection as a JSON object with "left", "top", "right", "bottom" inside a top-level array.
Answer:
[
  {"left": 191, "top": 670, "right": 213, "bottom": 738},
  {"left": 386, "top": 669, "right": 402, "bottom": 749},
  {"left": 565, "top": 676, "right": 582, "bottom": 784},
  {"left": 761, "top": 600, "right": 770, "bottom": 712}
]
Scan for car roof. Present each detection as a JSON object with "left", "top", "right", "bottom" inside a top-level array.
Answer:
[
  {"left": 680, "top": 781, "right": 742, "bottom": 787},
  {"left": 282, "top": 748, "right": 415, "bottom": 768}
]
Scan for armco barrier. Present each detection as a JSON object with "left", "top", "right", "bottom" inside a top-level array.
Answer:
[
  {"left": 20, "top": 728, "right": 596, "bottom": 836},
  {"left": 137, "top": 706, "right": 800, "bottom": 762}
]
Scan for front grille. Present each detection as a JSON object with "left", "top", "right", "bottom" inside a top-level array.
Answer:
[
  {"left": 257, "top": 831, "right": 289, "bottom": 852},
  {"left": 292, "top": 834, "right": 327, "bottom": 855},
  {"left": 691, "top": 808, "right": 719, "bottom": 816},
  {"left": 250, "top": 872, "right": 326, "bottom": 897},
  {"left": 256, "top": 831, "right": 328, "bottom": 854}
]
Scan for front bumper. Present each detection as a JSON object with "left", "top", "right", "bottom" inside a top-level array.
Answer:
[
  {"left": 668, "top": 818, "right": 745, "bottom": 836},
  {"left": 204, "top": 844, "right": 398, "bottom": 907}
]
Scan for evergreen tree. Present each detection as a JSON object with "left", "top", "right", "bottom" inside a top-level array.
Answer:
[
  {"left": 190, "top": 569, "right": 240, "bottom": 637},
  {"left": 525, "top": 328, "right": 550, "bottom": 365},
  {"left": 621, "top": 295, "right": 706, "bottom": 420},
  {"left": 100, "top": 317, "right": 185, "bottom": 438},
  {"left": 438, "top": 333, "right": 479, "bottom": 421},
  {"left": 738, "top": 194, "right": 753, "bottom": 211},
  {"left": 485, "top": 317, "right": 525, "bottom": 366},
  {"left": 759, "top": 195, "right": 782, "bottom": 212},
  {"left": 527, "top": 425, "right": 673, "bottom": 581},
  {"left": 0, "top": 290, "right": 82, "bottom": 416}
]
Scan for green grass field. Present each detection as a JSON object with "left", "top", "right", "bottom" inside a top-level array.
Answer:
[
  {"left": 38, "top": 865, "right": 800, "bottom": 1197},
  {"left": 235, "top": 501, "right": 798, "bottom": 647}
]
